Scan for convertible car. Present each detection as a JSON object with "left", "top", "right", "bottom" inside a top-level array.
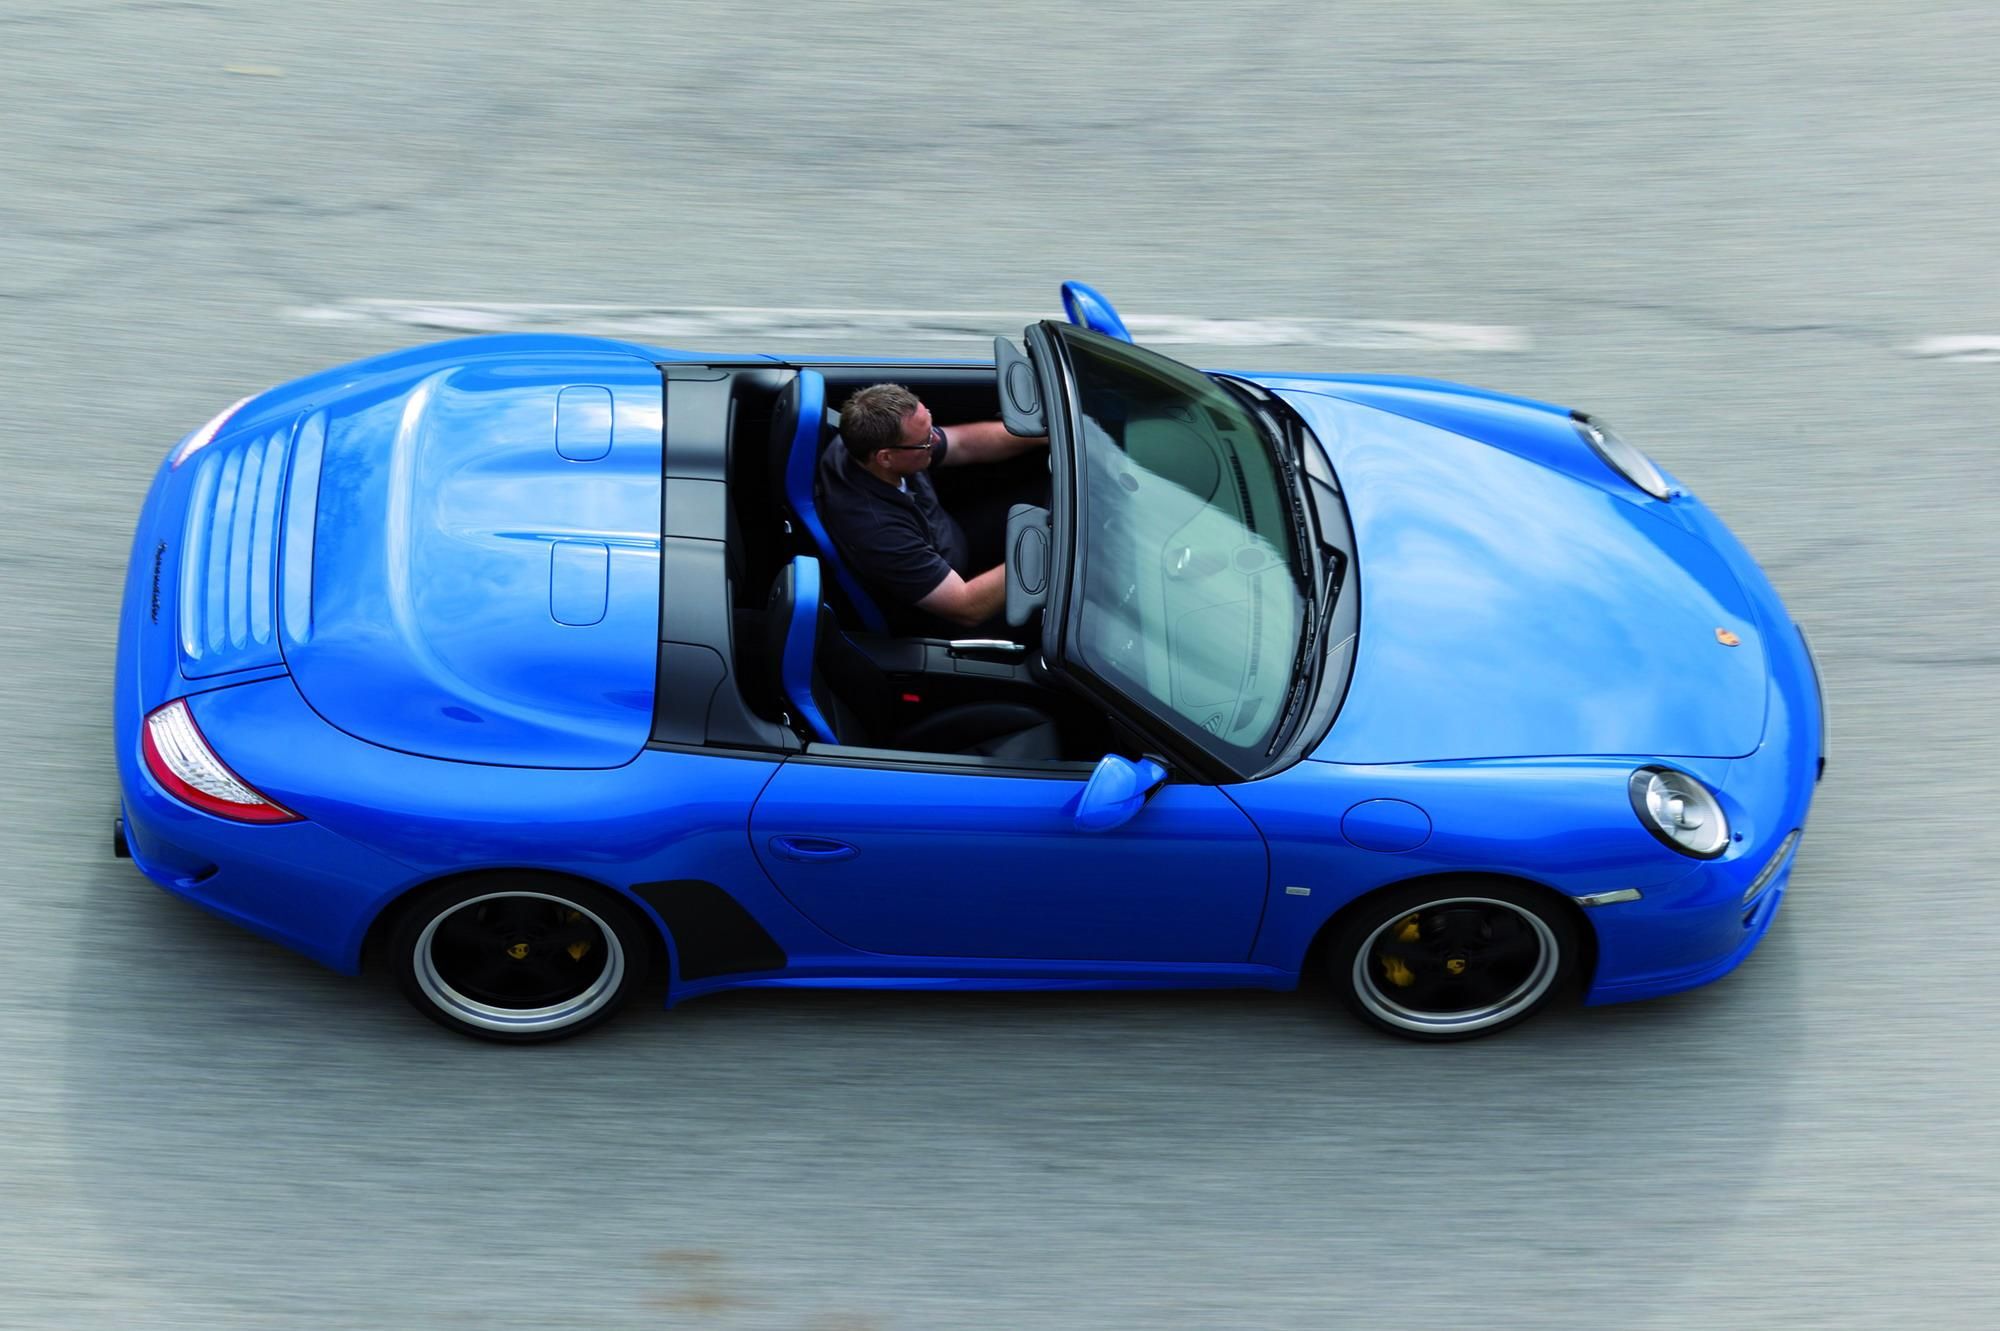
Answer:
[{"left": 112, "top": 282, "right": 1823, "bottom": 1042}]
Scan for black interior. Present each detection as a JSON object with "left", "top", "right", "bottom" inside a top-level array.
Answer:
[{"left": 761, "top": 563, "right": 1064, "bottom": 762}]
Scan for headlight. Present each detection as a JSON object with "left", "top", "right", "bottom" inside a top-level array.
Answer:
[
  {"left": 1573, "top": 412, "right": 1670, "bottom": 500},
  {"left": 1628, "top": 766, "right": 1728, "bottom": 858}
]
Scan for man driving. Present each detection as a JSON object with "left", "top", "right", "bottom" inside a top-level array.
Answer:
[{"left": 817, "top": 383, "right": 1047, "bottom": 636}]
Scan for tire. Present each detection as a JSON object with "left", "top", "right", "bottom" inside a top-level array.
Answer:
[
  {"left": 1328, "top": 879, "right": 1578, "bottom": 1041},
  {"left": 387, "top": 874, "right": 656, "bottom": 1043}
]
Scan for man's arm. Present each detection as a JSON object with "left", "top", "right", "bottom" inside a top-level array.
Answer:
[
  {"left": 936, "top": 420, "right": 1047, "bottom": 467},
  {"left": 914, "top": 564, "right": 1008, "bottom": 629}
]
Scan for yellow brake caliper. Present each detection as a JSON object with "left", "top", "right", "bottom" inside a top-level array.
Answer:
[
  {"left": 1380, "top": 915, "right": 1420, "bottom": 987},
  {"left": 565, "top": 910, "right": 592, "bottom": 962}
]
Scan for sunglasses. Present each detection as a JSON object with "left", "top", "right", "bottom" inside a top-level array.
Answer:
[{"left": 879, "top": 425, "right": 946, "bottom": 455}]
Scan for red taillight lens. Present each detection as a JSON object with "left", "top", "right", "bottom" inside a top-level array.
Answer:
[{"left": 141, "top": 699, "right": 300, "bottom": 823}]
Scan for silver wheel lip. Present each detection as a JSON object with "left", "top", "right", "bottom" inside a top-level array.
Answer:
[
  {"left": 1352, "top": 895, "right": 1560, "bottom": 1035},
  {"left": 413, "top": 890, "right": 626, "bottom": 1035}
]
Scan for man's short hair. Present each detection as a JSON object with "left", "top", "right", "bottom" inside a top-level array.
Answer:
[{"left": 840, "top": 383, "right": 921, "bottom": 460}]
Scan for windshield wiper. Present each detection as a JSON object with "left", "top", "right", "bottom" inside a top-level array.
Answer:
[
  {"left": 1268, "top": 546, "right": 1344, "bottom": 755},
  {"left": 1220, "top": 379, "right": 1316, "bottom": 597},
  {"left": 1278, "top": 450, "right": 1315, "bottom": 599}
]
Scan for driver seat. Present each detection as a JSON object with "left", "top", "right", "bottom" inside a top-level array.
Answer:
[
  {"left": 766, "top": 558, "right": 1061, "bottom": 761},
  {"left": 767, "top": 370, "right": 890, "bottom": 632}
]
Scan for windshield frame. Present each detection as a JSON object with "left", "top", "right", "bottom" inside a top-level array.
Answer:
[{"left": 1033, "top": 322, "right": 1350, "bottom": 782}]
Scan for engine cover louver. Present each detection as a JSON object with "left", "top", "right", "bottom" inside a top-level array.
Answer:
[{"left": 179, "top": 420, "right": 294, "bottom": 678}]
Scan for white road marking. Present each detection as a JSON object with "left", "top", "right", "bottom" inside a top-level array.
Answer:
[
  {"left": 290, "top": 299, "right": 1530, "bottom": 353},
  {"left": 1908, "top": 336, "right": 2000, "bottom": 363}
]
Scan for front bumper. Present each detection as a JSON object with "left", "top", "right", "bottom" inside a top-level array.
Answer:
[{"left": 1582, "top": 818, "right": 1804, "bottom": 1005}]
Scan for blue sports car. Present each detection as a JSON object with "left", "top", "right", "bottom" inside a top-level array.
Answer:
[{"left": 113, "top": 282, "right": 1823, "bottom": 1042}]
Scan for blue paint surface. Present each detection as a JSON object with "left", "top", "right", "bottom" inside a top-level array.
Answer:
[{"left": 112, "top": 328, "right": 1822, "bottom": 1026}]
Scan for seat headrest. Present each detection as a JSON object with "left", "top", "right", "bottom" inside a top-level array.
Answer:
[
  {"left": 767, "top": 373, "right": 805, "bottom": 492},
  {"left": 766, "top": 556, "right": 836, "bottom": 743}
]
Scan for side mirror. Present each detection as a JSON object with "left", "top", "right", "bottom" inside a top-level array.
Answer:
[
  {"left": 1059, "top": 280, "right": 1133, "bottom": 343},
  {"left": 1073, "top": 754, "right": 1169, "bottom": 833}
]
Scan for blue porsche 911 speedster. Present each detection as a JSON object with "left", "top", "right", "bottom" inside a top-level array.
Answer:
[{"left": 113, "top": 282, "right": 1824, "bottom": 1042}]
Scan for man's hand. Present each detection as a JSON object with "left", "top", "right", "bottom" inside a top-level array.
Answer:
[
  {"left": 936, "top": 420, "right": 1048, "bottom": 467},
  {"left": 915, "top": 564, "right": 1008, "bottom": 628}
]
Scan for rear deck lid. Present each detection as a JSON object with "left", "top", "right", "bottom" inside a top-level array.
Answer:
[{"left": 283, "top": 351, "right": 663, "bottom": 768}]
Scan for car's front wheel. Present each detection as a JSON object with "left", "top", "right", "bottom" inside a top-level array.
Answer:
[
  {"left": 1328, "top": 880, "right": 1578, "bottom": 1041},
  {"left": 387, "top": 875, "right": 656, "bottom": 1042}
]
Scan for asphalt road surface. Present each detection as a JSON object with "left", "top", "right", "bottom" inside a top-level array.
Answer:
[{"left": 4, "top": 3, "right": 1998, "bottom": 1328}]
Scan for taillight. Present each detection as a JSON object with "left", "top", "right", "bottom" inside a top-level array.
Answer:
[
  {"left": 170, "top": 396, "right": 254, "bottom": 469},
  {"left": 141, "top": 699, "right": 300, "bottom": 823}
]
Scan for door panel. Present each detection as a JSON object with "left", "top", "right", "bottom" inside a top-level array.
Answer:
[{"left": 749, "top": 761, "right": 1268, "bottom": 962}]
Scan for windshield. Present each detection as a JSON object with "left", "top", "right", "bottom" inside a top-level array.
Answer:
[{"left": 1057, "top": 328, "right": 1311, "bottom": 765}]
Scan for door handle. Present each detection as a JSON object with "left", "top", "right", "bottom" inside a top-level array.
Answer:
[{"left": 768, "top": 835, "right": 859, "bottom": 863}]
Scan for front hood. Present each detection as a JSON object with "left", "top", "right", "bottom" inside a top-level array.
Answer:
[
  {"left": 1273, "top": 388, "right": 1767, "bottom": 764},
  {"left": 284, "top": 350, "right": 663, "bottom": 768}
]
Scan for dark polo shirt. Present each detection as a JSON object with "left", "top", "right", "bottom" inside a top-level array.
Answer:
[{"left": 817, "top": 431, "right": 972, "bottom": 635}]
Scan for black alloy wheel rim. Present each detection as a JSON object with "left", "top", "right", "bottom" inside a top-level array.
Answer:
[
  {"left": 415, "top": 891, "right": 626, "bottom": 1034},
  {"left": 1354, "top": 896, "right": 1559, "bottom": 1035}
]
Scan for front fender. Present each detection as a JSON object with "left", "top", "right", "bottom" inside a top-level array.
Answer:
[{"left": 1230, "top": 756, "right": 1726, "bottom": 973}]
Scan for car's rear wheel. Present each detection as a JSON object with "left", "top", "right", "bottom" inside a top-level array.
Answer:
[
  {"left": 1328, "top": 880, "right": 1578, "bottom": 1041},
  {"left": 387, "top": 875, "right": 655, "bottom": 1042}
]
